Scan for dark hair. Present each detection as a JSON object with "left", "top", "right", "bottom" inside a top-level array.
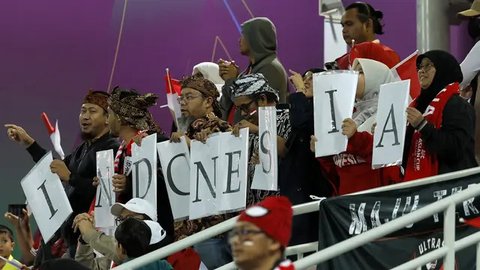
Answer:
[
  {"left": 0, "top": 225, "right": 14, "bottom": 242},
  {"left": 199, "top": 93, "right": 223, "bottom": 118},
  {"left": 303, "top": 68, "right": 325, "bottom": 77},
  {"left": 346, "top": 2, "right": 384, "bottom": 35},
  {"left": 39, "top": 259, "right": 89, "bottom": 270},
  {"left": 115, "top": 218, "right": 151, "bottom": 258},
  {"left": 251, "top": 92, "right": 278, "bottom": 104},
  {"left": 468, "top": 17, "right": 480, "bottom": 41}
]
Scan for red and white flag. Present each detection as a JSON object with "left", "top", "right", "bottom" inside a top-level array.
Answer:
[
  {"left": 41, "top": 112, "right": 65, "bottom": 159},
  {"left": 164, "top": 68, "right": 182, "bottom": 127},
  {"left": 391, "top": 50, "right": 421, "bottom": 100}
]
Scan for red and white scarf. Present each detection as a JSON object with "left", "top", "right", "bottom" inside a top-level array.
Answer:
[{"left": 404, "top": 83, "right": 460, "bottom": 181}]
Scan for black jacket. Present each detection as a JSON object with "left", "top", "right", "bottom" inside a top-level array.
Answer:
[
  {"left": 419, "top": 94, "right": 478, "bottom": 174},
  {"left": 278, "top": 93, "right": 333, "bottom": 245}
]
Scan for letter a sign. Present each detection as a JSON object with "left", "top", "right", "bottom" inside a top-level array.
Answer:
[
  {"left": 313, "top": 71, "right": 357, "bottom": 157},
  {"left": 372, "top": 80, "right": 410, "bottom": 168},
  {"left": 21, "top": 152, "right": 72, "bottom": 242}
]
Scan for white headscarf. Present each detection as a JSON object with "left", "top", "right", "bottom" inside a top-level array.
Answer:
[
  {"left": 352, "top": 58, "right": 396, "bottom": 131},
  {"left": 192, "top": 62, "right": 225, "bottom": 98}
]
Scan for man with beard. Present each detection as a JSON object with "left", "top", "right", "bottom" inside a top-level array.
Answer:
[{"left": 5, "top": 90, "right": 119, "bottom": 258}]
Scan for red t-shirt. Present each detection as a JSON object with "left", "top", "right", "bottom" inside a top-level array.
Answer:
[{"left": 336, "top": 41, "right": 400, "bottom": 70}]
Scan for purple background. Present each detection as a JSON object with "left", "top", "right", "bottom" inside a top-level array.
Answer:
[{"left": 0, "top": 0, "right": 474, "bottom": 247}]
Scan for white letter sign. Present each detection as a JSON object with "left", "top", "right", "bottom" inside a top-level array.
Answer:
[
  {"left": 372, "top": 80, "right": 410, "bottom": 168},
  {"left": 251, "top": 106, "right": 278, "bottom": 191},
  {"left": 157, "top": 136, "right": 190, "bottom": 220},
  {"left": 95, "top": 149, "right": 115, "bottom": 228},
  {"left": 313, "top": 71, "right": 357, "bottom": 157},
  {"left": 21, "top": 152, "right": 72, "bottom": 242},
  {"left": 132, "top": 133, "right": 158, "bottom": 212}
]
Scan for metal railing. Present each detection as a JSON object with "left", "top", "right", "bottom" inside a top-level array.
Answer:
[
  {"left": 116, "top": 167, "right": 480, "bottom": 270},
  {"left": 294, "top": 168, "right": 480, "bottom": 270},
  {"left": 115, "top": 200, "right": 322, "bottom": 270}
]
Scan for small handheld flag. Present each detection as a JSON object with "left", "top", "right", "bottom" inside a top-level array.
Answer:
[{"left": 41, "top": 112, "right": 65, "bottom": 159}]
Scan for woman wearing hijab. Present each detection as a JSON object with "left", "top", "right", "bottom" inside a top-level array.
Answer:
[
  {"left": 312, "top": 58, "right": 396, "bottom": 195},
  {"left": 403, "top": 50, "right": 477, "bottom": 181}
]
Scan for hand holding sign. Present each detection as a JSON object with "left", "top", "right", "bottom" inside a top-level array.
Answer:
[
  {"left": 342, "top": 118, "right": 357, "bottom": 139},
  {"left": 406, "top": 107, "right": 425, "bottom": 128},
  {"left": 112, "top": 174, "right": 127, "bottom": 193},
  {"left": 235, "top": 120, "right": 259, "bottom": 134},
  {"left": 50, "top": 160, "right": 71, "bottom": 182}
]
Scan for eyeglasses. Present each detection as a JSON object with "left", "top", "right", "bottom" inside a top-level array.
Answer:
[
  {"left": 417, "top": 63, "right": 435, "bottom": 72},
  {"left": 236, "top": 100, "right": 255, "bottom": 113},
  {"left": 177, "top": 94, "right": 203, "bottom": 104},
  {"left": 228, "top": 228, "right": 264, "bottom": 241}
]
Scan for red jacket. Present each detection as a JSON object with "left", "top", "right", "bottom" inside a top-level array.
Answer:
[{"left": 318, "top": 131, "right": 400, "bottom": 195}]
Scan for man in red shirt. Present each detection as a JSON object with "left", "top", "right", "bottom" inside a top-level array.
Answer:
[{"left": 331, "top": 2, "right": 400, "bottom": 69}]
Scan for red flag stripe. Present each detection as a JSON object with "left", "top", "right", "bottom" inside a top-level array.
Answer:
[{"left": 41, "top": 112, "right": 55, "bottom": 135}]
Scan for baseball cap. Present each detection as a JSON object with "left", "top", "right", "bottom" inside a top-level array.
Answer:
[
  {"left": 459, "top": 0, "right": 480, "bottom": 17},
  {"left": 144, "top": 220, "right": 167, "bottom": 245},
  {"left": 110, "top": 198, "right": 157, "bottom": 222}
]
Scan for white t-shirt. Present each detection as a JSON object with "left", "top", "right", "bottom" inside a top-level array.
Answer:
[{"left": 460, "top": 40, "right": 480, "bottom": 89}]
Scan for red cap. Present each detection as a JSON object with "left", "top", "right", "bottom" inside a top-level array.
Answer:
[{"left": 238, "top": 196, "right": 293, "bottom": 248}]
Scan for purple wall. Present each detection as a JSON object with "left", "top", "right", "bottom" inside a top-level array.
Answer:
[{"left": 104, "top": 0, "right": 327, "bottom": 132}]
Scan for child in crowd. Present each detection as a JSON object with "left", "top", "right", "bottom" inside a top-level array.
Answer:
[
  {"left": 0, "top": 225, "right": 21, "bottom": 270},
  {"left": 115, "top": 218, "right": 172, "bottom": 270}
]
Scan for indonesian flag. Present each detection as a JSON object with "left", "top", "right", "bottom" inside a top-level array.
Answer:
[
  {"left": 391, "top": 50, "right": 421, "bottom": 100},
  {"left": 165, "top": 68, "right": 182, "bottom": 127},
  {"left": 460, "top": 217, "right": 480, "bottom": 228},
  {"left": 41, "top": 112, "right": 65, "bottom": 159}
]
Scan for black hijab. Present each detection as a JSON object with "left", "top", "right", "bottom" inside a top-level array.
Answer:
[
  {"left": 414, "top": 50, "right": 463, "bottom": 113},
  {"left": 402, "top": 50, "right": 463, "bottom": 171}
]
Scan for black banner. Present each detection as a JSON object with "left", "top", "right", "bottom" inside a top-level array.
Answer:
[{"left": 318, "top": 173, "right": 480, "bottom": 270}]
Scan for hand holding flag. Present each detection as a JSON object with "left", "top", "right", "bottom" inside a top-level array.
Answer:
[
  {"left": 164, "top": 68, "right": 182, "bottom": 127},
  {"left": 41, "top": 112, "right": 65, "bottom": 159}
]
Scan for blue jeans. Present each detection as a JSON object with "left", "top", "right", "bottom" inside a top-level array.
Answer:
[{"left": 193, "top": 237, "right": 232, "bottom": 269}]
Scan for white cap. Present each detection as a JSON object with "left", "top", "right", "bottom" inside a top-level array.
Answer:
[
  {"left": 110, "top": 198, "right": 157, "bottom": 222},
  {"left": 144, "top": 220, "right": 167, "bottom": 245}
]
